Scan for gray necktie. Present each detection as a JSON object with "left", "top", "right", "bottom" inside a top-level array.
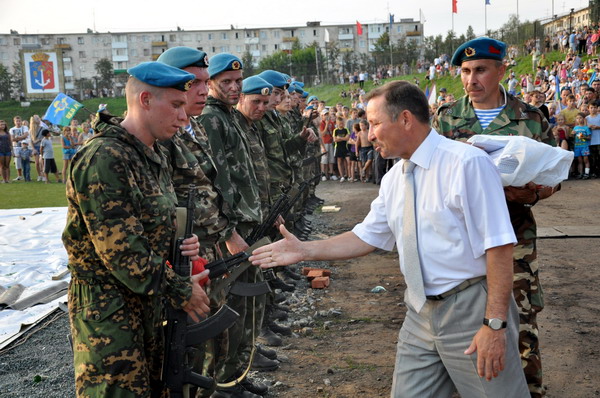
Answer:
[{"left": 402, "top": 160, "right": 427, "bottom": 313}]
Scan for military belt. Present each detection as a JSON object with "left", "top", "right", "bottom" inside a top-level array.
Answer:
[{"left": 426, "top": 276, "right": 486, "bottom": 300}]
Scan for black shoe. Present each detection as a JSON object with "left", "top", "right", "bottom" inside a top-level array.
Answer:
[
  {"left": 256, "top": 343, "right": 278, "bottom": 360},
  {"left": 268, "top": 321, "right": 292, "bottom": 336},
  {"left": 273, "top": 292, "right": 287, "bottom": 303},
  {"left": 272, "top": 303, "right": 290, "bottom": 312},
  {"left": 269, "top": 277, "right": 295, "bottom": 292},
  {"left": 282, "top": 267, "right": 302, "bottom": 280},
  {"left": 576, "top": 174, "right": 583, "bottom": 179},
  {"left": 211, "top": 384, "right": 262, "bottom": 398},
  {"left": 582, "top": 174, "right": 590, "bottom": 180},
  {"left": 269, "top": 308, "right": 289, "bottom": 321},
  {"left": 240, "top": 377, "right": 269, "bottom": 396},
  {"left": 259, "top": 326, "right": 283, "bottom": 346},
  {"left": 251, "top": 351, "right": 280, "bottom": 371}
]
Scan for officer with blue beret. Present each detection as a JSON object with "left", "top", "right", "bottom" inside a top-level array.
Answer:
[
  {"left": 307, "top": 95, "right": 318, "bottom": 104},
  {"left": 128, "top": 61, "right": 196, "bottom": 91},
  {"left": 242, "top": 76, "right": 273, "bottom": 96},
  {"left": 451, "top": 37, "right": 506, "bottom": 66},
  {"left": 157, "top": 46, "right": 209, "bottom": 69},
  {"left": 258, "top": 70, "right": 289, "bottom": 89},
  {"left": 207, "top": 53, "right": 243, "bottom": 79}
]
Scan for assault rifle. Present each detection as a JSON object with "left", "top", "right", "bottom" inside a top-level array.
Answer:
[
  {"left": 245, "top": 193, "right": 290, "bottom": 246},
  {"left": 280, "top": 180, "right": 310, "bottom": 220},
  {"left": 163, "top": 185, "right": 239, "bottom": 397}
]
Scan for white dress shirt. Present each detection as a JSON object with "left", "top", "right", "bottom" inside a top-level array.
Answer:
[{"left": 353, "top": 129, "right": 516, "bottom": 295}]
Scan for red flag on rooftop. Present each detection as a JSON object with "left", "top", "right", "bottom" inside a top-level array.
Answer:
[
  {"left": 357, "top": 21, "right": 363, "bottom": 35},
  {"left": 452, "top": 0, "right": 458, "bottom": 13}
]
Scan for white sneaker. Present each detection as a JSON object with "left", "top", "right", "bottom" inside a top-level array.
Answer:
[
  {"left": 42, "top": 176, "right": 47, "bottom": 182},
  {"left": 37, "top": 176, "right": 42, "bottom": 181},
  {"left": 330, "top": 175, "right": 338, "bottom": 181},
  {"left": 321, "top": 176, "right": 327, "bottom": 182},
  {"left": 13, "top": 176, "right": 23, "bottom": 181},
  {"left": 340, "top": 177, "right": 345, "bottom": 182}
]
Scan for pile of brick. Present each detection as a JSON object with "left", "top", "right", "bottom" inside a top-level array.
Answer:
[{"left": 302, "top": 267, "right": 331, "bottom": 289}]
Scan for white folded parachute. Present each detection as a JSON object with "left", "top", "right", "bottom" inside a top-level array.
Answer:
[{"left": 467, "top": 135, "right": 574, "bottom": 187}]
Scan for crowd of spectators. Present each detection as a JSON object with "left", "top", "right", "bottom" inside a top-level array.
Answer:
[{"left": 0, "top": 115, "right": 95, "bottom": 184}]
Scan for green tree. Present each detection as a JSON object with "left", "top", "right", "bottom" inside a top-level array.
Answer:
[
  {"left": 0, "top": 64, "right": 11, "bottom": 100},
  {"left": 95, "top": 58, "right": 113, "bottom": 90},
  {"left": 242, "top": 50, "right": 255, "bottom": 76},
  {"left": 466, "top": 25, "right": 476, "bottom": 41},
  {"left": 11, "top": 60, "right": 23, "bottom": 98}
]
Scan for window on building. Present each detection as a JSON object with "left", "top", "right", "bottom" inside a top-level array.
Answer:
[
  {"left": 196, "top": 34, "right": 202, "bottom": 41},
  {"left": 299, "top": 30, "right": 305, "bottom": 38},
  {"left": 397, "top": 26, "right": 402, "bottom": 33},
  {"left": 274, "top": 44, "right": 278, "bottom": 50},
  {"left": 79, "top": 51, "right": 86, "bottom": 58},
  {"left": 0, "top": 52, "right": 8, "bottom": 60},
  {"left": 183, "top": 34, "right": 191, "bottom": 42},
  {"left": 57, "top": 37, "right": 66, "bottom": 44},
  {"left": 143, "top": 48, "right": 150, "bottom": 56},
  {"left": 414, "top": 25, "right": 419, "bottom": 31},
  {"left": 197, "top": 46, "right": 204, "bottom": 51},
  {"left": 169, "top": 34, "right": 176, "bottom": 42},
  {"left": 41, "top": 38, "right": 49, "bottom": 45},
  {"left": 114, "top": 34, "right": 126, "bottom": 42},
  {"left": 115, "top": 48, "right": 126, "bottom": 56},
  {"left": 262, "top": 44, "right": 267, "bottom": 51},
  {"left": 93, "top": 50, "right": 100, "bottom": 58},
  {"left": 260, "top": 31, "right": 267, "bottom": 39},
  {"left": 78, "top": 37, "right": 84, "bottom": 44},
  {"left": 129, "top": 35, "right": 137, "bottom": 42},
  {"left": 143, "top": 35, "right": 150, "bottom": 42},
  {"left": 236, "top": 45, "right": 242, "bottom": 52},
  {"left": 235, "top": 32, "right": 239, "bottom": 39},
  {"left": 212, "top": 46, "right": 216, "bottom": 53},
  {"left": 220, "top": 45, "right": 229, "bottom": 52},
  {"left": 313, "top": 30, "right": 317, "bottom": 36},
  {"left": 208, "top": 33, "right": 213, "bottom": 40},
  {"left": 359, "top": 40, "right": 365, "bottom": 48},
  {"left": 222, "top": 33, "right": 228, "bottom": 40},
  {"left": 273, "top": 31, "right": 280, "bottom": 38}
]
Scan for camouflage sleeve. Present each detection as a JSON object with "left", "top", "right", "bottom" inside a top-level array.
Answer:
[
  {"left": 72, "top": 145, "right": 191, "bottom": 306},
  {"left": 283, "top": 133, "right": 306, "bottom": 157},
  {"left": 432, "top": 104, "right": 451, "bottom": 137},
  {"left": 199, "top": 114, "right": 240, "bottom": 229}
]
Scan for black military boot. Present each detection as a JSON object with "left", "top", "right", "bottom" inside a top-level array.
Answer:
[
  {"left": 267, "top": 320, "right": 292, "bottom": 336},
  {"left": 251, "top": 351, "right": 280, "bottom": 371},
  {"left": 211, "top": 384, "right": 262, "bottom": 398},
  {"left": 269, "top": 276, "right": 295, "bottom": 292},
  {"left": 240, "top": 376, "right": 269, "bottom": 396},
  {"left": 256, "top": 343, "right": 278, "bottom": 360},
  {"left": 258, "top": 325, "right": 283, "bottom": 346}
]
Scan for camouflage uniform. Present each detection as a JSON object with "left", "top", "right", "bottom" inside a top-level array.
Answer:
[
  {"left": 199, "top": 96, "right": 264, "bottom": 385},
  {"left": 256, "top": 111, "right": 295, "bottom": 200},
  {"left": 62, "top": 112, "right": 191, "bottom": 398},
  {"left": 433, "top": 94, "right": 552, "bottom": 398}
]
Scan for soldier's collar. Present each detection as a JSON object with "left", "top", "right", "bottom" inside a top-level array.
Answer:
[{"left": 470, "top": 84, "right": 507, "bottom": 110}]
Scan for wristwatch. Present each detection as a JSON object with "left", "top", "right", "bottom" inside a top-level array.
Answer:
[
  {"left": 523, "top": 191, "right": 539, "bottom": 208},
  {"left": 483, "top": 318, "right": 507, "bottom": 330}
]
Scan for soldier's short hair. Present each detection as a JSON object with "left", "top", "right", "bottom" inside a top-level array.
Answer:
[{"left": 365, "top": 80, "right": 429, "bottom": 124}]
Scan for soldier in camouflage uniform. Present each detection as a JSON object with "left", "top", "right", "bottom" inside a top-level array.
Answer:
[
  {"left": 432, "top": 37, "right": 557, "bottom": 398},
  {"left": 62, "top": 62, "right": 210, "bottom": 398},
  {"left": 198, "top": 54, "right": 271, "bottom": 398}
]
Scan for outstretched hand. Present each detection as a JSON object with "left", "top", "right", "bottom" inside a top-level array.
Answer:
[{"left": 249, "top": 225, "right": 305, "bottom": 268}]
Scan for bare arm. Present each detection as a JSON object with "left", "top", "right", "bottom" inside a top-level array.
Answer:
[
  {"left": 250, "top": 225, "right": 376, "bottom": 268},
  {"left": 464, "top": 243, "right": 514, "bottom": 381}
]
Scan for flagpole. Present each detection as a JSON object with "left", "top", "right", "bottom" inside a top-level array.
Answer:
[{"left": 485, "top": 2, "right": 487, "bottom": 35}]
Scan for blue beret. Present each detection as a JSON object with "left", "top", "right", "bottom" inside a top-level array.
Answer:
[
  {"left": 207, "top": 53, "right": 243, "bottom": 78},
  {"left": 301, "top": 91, "right": 309, "bottom": 98},
  {"left": 295, "top": 81, "right": 305, "bottom": 88},
  {"left": 290, "top": 82, "right": 304, "bottom": 94},
  {"left": 242, "top": 76, "right": 273, "bottom": 95},
  {"left": 157, "top": 46, "right": 209, "bottom": 69},
  {"left": 128, "top": 62, "right": 195, "bottom": 91},
  {"left": 307, "top": 95, "right": 319, "bottom": 103},
  {"left": 258, "top": 70, "right": 289, "bottom": 88},
  {"left": 451, "top": 37, "right": 506, "bottom": 66}
]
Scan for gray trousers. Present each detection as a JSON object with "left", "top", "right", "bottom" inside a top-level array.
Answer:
[{"left": 391, "top": 280, "right": 529, "bottom": 398}]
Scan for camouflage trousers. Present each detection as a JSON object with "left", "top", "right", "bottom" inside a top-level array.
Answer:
[
  {"left": 215, "top": 264, "right": 266, "bottom": 382},
  {"left": 514, "top": 254, "right": 544, "bottom": 398},
  {"left": 68, "top": 280, "right": 166, "bottom": 398}
]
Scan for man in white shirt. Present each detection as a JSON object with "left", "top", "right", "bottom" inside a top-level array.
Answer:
[{"left": 250, "top": 80, "right": 528, "bottom": 397}]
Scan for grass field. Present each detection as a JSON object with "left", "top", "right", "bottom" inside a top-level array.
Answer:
[{"left": 0, "top": 143, "right": 68, "bottom": 209}]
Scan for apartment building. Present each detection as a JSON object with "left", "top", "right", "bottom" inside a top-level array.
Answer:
[{"left": 0, "top": 19, "right": 423, "bottom": 97}]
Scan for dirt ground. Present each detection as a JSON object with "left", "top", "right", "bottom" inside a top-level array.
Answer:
[
  {"left": 272, "top": 178, "right": 600, "bottom": 398},
  {"left": 0, "top": 177, "right": 599, "bottom": 398}
]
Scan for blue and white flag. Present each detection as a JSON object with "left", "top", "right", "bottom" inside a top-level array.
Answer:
[{"left": 42, "top": 93, "right": 83, "bottom": 126}]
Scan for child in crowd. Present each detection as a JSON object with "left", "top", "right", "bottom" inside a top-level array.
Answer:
[
  {"left": 356, "top": 120, "right": 373, "bottom": 182},
  {"left": 553, "top": 114, "right": 570, "bottom": 150},
  {"left": 40, "top": 129, "right": 61, "bottom": 184},
  {"left": 19, "top": 141, "right": 32, "bottom": 182},
  {"left": 62, "top": 126, "right": 76, "bottom": 183},
  {"left": 347, "top": 124, "right": 359, "bottom": 182},
  {"left": 560, "top": 94, "right": 580, "bottom": 128},
  {"left": 332, "top": 117, "right": 350, "bottom": 182},
  {"left": 587, "top": 100, "right": 600, "bottom": 178},
  {"left": 573, "top": 112, "right": 592, "bottom": 179}
]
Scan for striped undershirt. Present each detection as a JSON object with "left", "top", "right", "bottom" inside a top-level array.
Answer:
[
  {"left": 474, "top": 105, "right": 505, "bottom": 130},
  {"left": 184, "top": 124, "right": 195, "bottom": 138}
]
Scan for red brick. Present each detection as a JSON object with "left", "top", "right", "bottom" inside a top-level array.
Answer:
[
  {"left": 307, "top": 270, "right": 324, "bottom": 279},
  {"left": 302, "top": 267, "right": 315, "bottom": 276},
  {"left": 311, "top": 276, "right": 330, "bottom": 289}
]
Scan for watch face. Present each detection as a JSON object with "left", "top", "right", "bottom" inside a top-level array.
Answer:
[{"left": 489, "top": 318, "right": 502, "bottom": 330}]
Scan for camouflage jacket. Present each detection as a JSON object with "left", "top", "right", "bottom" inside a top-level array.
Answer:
[
  {"left": 199, "top": 96, "right": 262, "bottom": 228},
  {"left": 159, "top": 120, "right": 232, "bottom": 246},
  {"left": 433, "top": 94, "right": 552, "bottom": 244},
  {"left": 256, "top": 111, "right": 295, "bottom": 192},
  {"left": 280, "top": 112, "right": 304, "bottom": 171},
  {"left": 236, "top": 113, "right": 271, "bottom": 213},
  {"left": 62, "top": 112, "right": 190, "bottom": 309}
]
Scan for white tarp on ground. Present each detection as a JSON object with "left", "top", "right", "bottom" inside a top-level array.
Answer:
[{"left": 0, "top": 207, "right": 69, "bottom": 350}]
